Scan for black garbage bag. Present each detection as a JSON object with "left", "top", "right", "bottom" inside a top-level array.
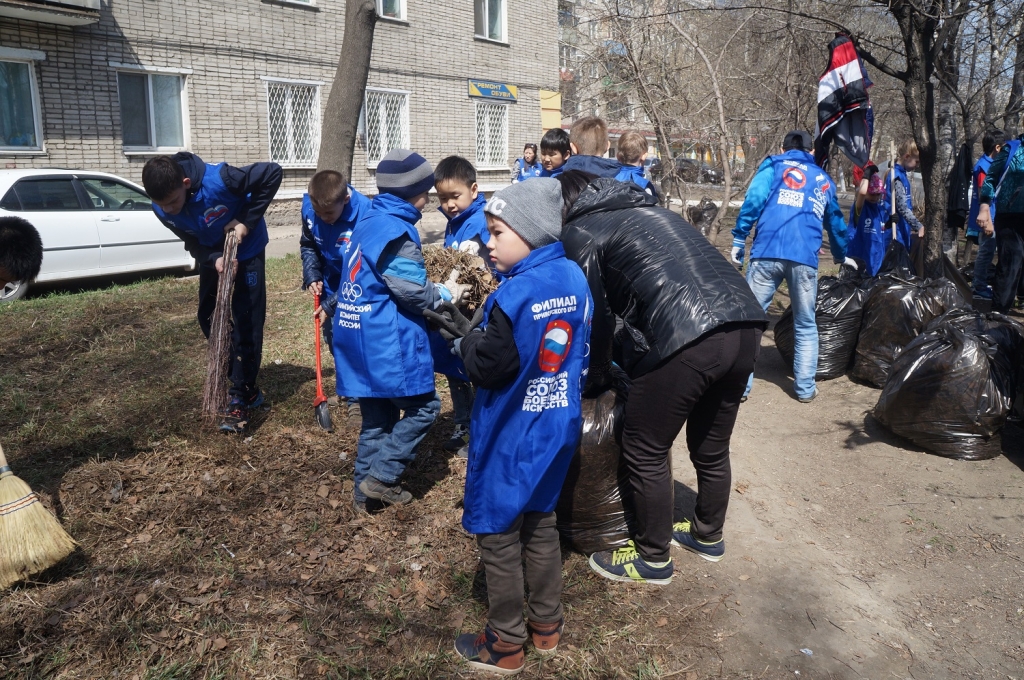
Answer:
[
  {"left": 775, "top": 265, "right": 868, "bottom": 379},
  {"left": 874, "top": 310, "right": 1024, "bottom": 460},
  {"left": 686, "top": 196, "right": 719, "bottom": 233},
  {"left": 850, "top": 276, "right": 968, "bottom": 387},
  {"left": 556, "top": 371, "right": 633, "bottom": 554},
  {"left": 877, "top": 239, "right": 915, "bottom": 278}
]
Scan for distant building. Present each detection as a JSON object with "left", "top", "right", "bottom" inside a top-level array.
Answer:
[{"left": 1, "top": 0, "right": 560, "bottom": 205}]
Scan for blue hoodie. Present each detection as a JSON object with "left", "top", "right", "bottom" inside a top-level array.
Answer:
[{"left": 562, "top": 154, "right": 622, "bottom": 178}]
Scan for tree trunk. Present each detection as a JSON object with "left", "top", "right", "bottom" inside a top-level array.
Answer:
[
  {"left": 317, "top": 0, "right": 377, "bottom": 175},
  {"left": 1005, "top": 26, "right": 1024, "bottom": 136}
]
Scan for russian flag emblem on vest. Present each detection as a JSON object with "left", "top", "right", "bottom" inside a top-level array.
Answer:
[{"left": 538, "top": 320, "right": 573, "bottom": 373}]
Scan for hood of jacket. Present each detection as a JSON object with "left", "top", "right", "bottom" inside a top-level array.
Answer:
[
  {"left": 562, "top": 154, "right": 623, "bottom": 178},
  {"left": 561, "top": 178, "right": 766, "bottom": 379},
  {"left": 170, "top": 152, "right": 208, "bottom": 195}
]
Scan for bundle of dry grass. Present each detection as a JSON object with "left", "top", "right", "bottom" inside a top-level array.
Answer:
[
  {"left": 0, "top": 443, "right": 77, "bottom": 590},
  {"left": 422, "top": 245, "right": 499, "bottom": 310},
  {"left": 201, "top": 232, "right": 238, "bottom": 420}
]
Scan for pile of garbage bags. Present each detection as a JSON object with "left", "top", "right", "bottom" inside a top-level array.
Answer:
[
  {"left": 556, "top": 371, "right": 633, "bottom": 554},
  {"left": 775, "top": 265, "right": 867, "bottom": 380},
  {"left": 874, "top": 310, "right": 1024, "bottom": 460}
]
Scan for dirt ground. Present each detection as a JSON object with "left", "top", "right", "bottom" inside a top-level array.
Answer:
[{"left": 1, "top": 255, "right": 1023, "bottom": 679}]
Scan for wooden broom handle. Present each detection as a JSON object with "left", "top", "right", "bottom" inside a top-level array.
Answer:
[{"left": 0, "top": 441, "right": 11, "bottom": 478}]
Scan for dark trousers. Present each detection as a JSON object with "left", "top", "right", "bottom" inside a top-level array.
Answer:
[
  {"left": 477, "top": 512, "right": 563, "bottom": 646},
  {"left": 621, "top": 324, "right": 760, "bottom": 562},
  {"left": 993, "top": 213, "right": 1024, "bottom": 313},
  {"left": 197, "top": 252, "right": 266, "bottom": 399}
]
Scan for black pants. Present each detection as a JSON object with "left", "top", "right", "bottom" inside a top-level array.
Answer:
[
  {"left": 197, "top": 252, "right": 266, "bottom": 399},
  {"left": 993, "top": 213, "right": 1024, "bottom": 313},
  {"left": 621, "top": 324, "right": 760, "bottom": 562},
  {"left": 477, "top": 512, "right": 563, "bottom": 646}
]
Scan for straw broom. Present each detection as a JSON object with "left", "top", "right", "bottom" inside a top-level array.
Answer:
[
  {"left": 201, "top": 232, "right": 239, "bottom": 421},
  {"left": 0, "top": 442, "right": 77, "bottom": 590}
]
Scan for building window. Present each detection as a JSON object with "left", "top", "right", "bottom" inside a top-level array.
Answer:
[
  {"left": 266, "top": 80, "right": 322, "bottom": 167},
  {"left": 475, "top": 0, "right": 506, "bottom": 42},
  {"left": 475, "top": 101, "right": 508, "bottom": 169},
  {"left": 117, "top": 71, "right": 186, "bottom": 151},
  {"left": 0, "top": 60, "right": 43, "bottom": 152},
  {"left": 363, "top": 89, "right": 410, "bottom": 166},
  {"left": 376, "top": 0, "right": 405, "bottom": 20}
]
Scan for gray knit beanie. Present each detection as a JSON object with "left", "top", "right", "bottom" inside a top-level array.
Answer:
[
  {"left": 375, "top": 148, "right": 435, "bottom": 199},
  {"left": 484, "top": 178, "right": 563, "bottom": 248}
]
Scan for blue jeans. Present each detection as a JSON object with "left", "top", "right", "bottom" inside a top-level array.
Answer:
[
  {"left": 449, "top": 378, "right": 475, "bottom": 427},
  {"left": 353, "top": 391, "right": 440, "bottom": 501},
  {"left": 744, "top": 259, "right": 818, "bottom": 400},
  {"left": 973, "top": 231, "right": 996, "bottom": 293}
]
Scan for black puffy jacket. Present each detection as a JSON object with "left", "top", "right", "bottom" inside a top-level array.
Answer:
[{"left": 562, "top": 178, "right": 767, "bottom": 384}]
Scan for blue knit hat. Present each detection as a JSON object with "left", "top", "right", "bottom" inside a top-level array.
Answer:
[{"left": 375, "top": 149, "right": 435, "bottom": 199}]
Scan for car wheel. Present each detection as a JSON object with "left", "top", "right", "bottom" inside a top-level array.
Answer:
[{"left": 1, "top": 280, "right": 28, "bottom": 302}]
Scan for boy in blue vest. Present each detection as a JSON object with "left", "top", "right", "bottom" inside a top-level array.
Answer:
[
  {"left": 332, "top": 149, "right": 463, "bottom": 512},
  {"left": 539, "top": 128, "right": 572, "bottom": 178},
  {"left": 300, "top": 170, "right": 372, "bottom": 426},
  {"left": 614, "top": 130, "right": 659, "bottom": 199},
  {"left": 433, "top": 155, "right": 487, "bottom": 455},
  {"left": 732, "top": 130, "right": 852, "bottom": 403},
  {"left": 884, "top": 139, "right": 925, "bottom": 251},
  {"left": 434, "top": 178, "right": 591, "bottom": 674},
  {"left": 847, "top": 164, "right": 887, "bottom": 276},
  {"left": 967, "top": 129, "right": 1006, "bottom": 298},
  {"left": 143, "top": 153, "right": 282, "bottom": 433},
  {"left": 561, "top": 116, "right": 622, "bottom": 178}
]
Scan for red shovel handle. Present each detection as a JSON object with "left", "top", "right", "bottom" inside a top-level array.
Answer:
[{"left": 313, "top": 293, "right": 327, "bottom": 404}]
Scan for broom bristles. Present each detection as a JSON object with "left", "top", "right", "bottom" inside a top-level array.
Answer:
[
  {"left": 201, "top": 232, "right": 239, "bottom": 421},
  {"left": 0, "top": 445, "right": 77, "bottom": 591}
]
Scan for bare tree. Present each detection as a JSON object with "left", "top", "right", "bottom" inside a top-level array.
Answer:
[{"left": 317, "top": 0, "right": 378, "bottom": 176}]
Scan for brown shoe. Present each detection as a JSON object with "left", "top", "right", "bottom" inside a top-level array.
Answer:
[
  {"left": 528, "top": 618, "right": 563, "bottom": 656},
  {"left": 454, "top": 626, "right": 525, "bottom": 675}
]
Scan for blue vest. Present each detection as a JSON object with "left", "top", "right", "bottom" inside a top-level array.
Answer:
[
  {"left": 442, "top": 194, "right": 490, "bottom": 250},
  {"left": 967, "top": 155, "right": 995, "bottom": 238},
  {"left": 847, "top": 200, "right": 888, "bottom": 276},
  {"left": 540, "top": 166, "right": 564, "bottom": 178},
  {"left": 884, "top": 164, "right": 914, "bottom": 249},
  {"left": 750, "top": 150, "right": 837, "bottom": 269},
  {"left": 463, "top": 243, "right": 593, "bottom": 535},
  {"left": 615, "top": 164, "right": 652, "bottom": 191},
  {"left": 153, "top": 162, "right": 269, "bottom": 262},
  {"left": 332, "top": 194, "right": 435, "bottom": 398},
  {"left": 514, "top": 158, "right": 543, "bottom": 182},
  {"left": 301, "top": 188, "right": 371, "bottom": 298}
]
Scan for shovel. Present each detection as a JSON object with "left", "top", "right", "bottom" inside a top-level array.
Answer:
[{"left": 313, "top": 293, "right": 333, "bottom": 432}]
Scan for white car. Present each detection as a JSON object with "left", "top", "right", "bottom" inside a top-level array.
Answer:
[{"left": 0, "top": 169, "right": 194, "bottom": 301}]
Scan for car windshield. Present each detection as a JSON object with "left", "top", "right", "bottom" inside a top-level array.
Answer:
[{"left": 80, "top": 178, "right": 152, "bottom": 211}]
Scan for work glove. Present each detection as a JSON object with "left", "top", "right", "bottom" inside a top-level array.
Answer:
[
  {"left": 441, "top": 269, "right": 472, "bottom": 305},
  {"left": 841, "top": 257, "right": 859, "bottom": 271},
  {"left": 882, "top": 215, "right": 896, "bottom": 232},
  {"left": 863, "top": 163, "right": 879, "bottom": 180},
  {"left": 583, "top": 362, "right": 615, "bottom": 398},
  {"left": 422, "top": 301, "right": 485, "bottom": 341},
  {"left": 730, "top": 238, "right": 745, "bottom": 265}
]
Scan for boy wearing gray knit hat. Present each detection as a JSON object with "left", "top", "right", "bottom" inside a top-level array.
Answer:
[{"left": 442, "top": 175, "right": 593, "bottom": 673}]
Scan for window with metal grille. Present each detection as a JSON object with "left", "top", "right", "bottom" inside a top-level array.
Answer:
[
  {"left": 363, "top": 89, "right": 409, "bottom": 166},
  {"left": 266, "top": 80, "right": 321, "bottom": 167},
  {"left": 475, "top": 101, "right": 508, "bottom": 169},
  {"left": 475, "top": 0, "right": 506, "bottom": 42},
  {"left": 117, "top": 71, "right": 186, "bottom": 151}
]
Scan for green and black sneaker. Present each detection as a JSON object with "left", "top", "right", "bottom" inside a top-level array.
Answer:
[{"left": 588, "top": 541, "right": 673, "bottom": 585}]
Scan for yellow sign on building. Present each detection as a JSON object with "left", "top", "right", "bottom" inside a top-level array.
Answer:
[{"left": 540, "top": 89, "right": 561, "bottom": 132}]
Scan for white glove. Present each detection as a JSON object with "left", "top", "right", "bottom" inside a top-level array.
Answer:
[
  {"left": 842, "top": 257, "right": 859, "bottom": 271},
  {"left": 730, "top": 246, "right": 744, "bottom": 265},
  {"left": 443, "top": 269, "right": 471, "bottom": 305}
]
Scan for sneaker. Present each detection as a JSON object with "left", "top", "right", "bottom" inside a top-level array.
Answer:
[
  {"left": 528, "top": 619, "right": 563, "bottom": 656},
  {"left": 973, "top": 287, "right": 993, "bottom": 300},
  {"left": 358, "top": 476, "right": 413, "bottom": 505},
  {"left": 457, "top": 443, "right": 469, "bottom": 460},
  {"left": 797, "top": 389, "right": 818, "bottom": 404},
  {"left": 219, "top": 390, "right": 264, "bottom": 434},
  {"left": 454, "top": 626, "right": 525, "bottom": 675},
  {"left": 671, "top": 519, "right": 725, "bottom": 562},
  {"left": 352, "top": 497, "right": 368, "bottom": 516},
  {"left": 345, "top": 398, "right": 361, "bottom": 429},
  {"left": 587, "top": 541, "right": 673, "bottom": 585},
  {"left": 444, "top": 424, "right": 470, "bottom": 452}
]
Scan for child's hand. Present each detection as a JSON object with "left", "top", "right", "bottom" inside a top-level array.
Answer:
[
  {"left": 214, "top": 256, "right": 237, "bottom": 275},
  {"left": 225, "top": 219, "right": 249, "bottom": 242},
  {"left": 917, "top": 227, "right": 925, "bottom": 238},
  {"left": 309, "top": 280, "right": 324, "bottom": 297}
]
